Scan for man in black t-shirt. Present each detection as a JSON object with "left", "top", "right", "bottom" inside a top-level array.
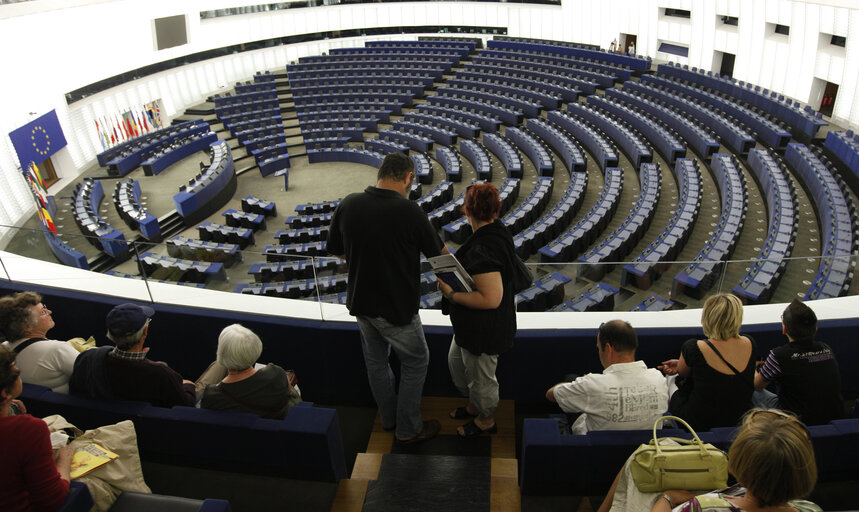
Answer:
[
  {"left": 327, "top": 153, "right": 447, "bottom": 444},
  {"left": 754, "top": 299, "right": 844, "bottom": 424}
]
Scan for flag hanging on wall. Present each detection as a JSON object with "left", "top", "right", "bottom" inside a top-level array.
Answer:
[{"left": 8, "top": 110, "right": 68, "bottom": 172}]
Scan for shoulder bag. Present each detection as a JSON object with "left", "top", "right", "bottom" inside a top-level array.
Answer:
[{"left": 629, "top": 415, "right": 728, "bottom": 492}]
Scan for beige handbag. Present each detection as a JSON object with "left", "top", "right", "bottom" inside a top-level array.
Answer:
[{"left": 629, "top": 415, "right": 728, "bottom": 492}]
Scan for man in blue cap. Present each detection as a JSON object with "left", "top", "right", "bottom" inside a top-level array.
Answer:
[{"left": 71, "top": 303, "right": 196, "bottom": 407}]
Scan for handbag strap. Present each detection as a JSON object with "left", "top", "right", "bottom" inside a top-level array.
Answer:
[
  {"left": 215, "top": 383, "right": 287, "bottom": 415},
  {"left": 651, "top": 416, "right": 709, "bottom": 458},
  {"left": 12, "top": 337, "right": 46, "bottom": 354},
  {"left": 702, "top": 339, "right": 755, "bottom": 389}
]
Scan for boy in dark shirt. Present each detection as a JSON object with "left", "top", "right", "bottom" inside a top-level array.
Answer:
[{"left": 754, "top": 299, "right": 844, "bottom": 425}]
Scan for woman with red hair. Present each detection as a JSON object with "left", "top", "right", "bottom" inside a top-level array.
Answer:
[{"left": 438, "top": 183, "right": 519, "bottom": 437}]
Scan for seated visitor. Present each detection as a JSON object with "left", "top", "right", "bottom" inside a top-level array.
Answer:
[
  {"left": 754, "top": 299, "right": 844, "bottom": 425},
  {"left": 70, "top": 303, "right": 196, "bottom": 408},
  {"left": 0, "top": 344, "right": 74, "bottom": 511},
  {"left": 661, "top": 293, "right": 755, "bottom": 431},
  {"left": 546, "top": 320, "right": 669, "bottom": 434},
  {"left": 0, "top": 291, "right": 79, "bottom": 393},
  {"left": 200, "top": 324, "right": 301, "bottom": 419}
]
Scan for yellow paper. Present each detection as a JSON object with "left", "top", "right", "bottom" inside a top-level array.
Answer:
[{"left": 70, "top": 444, "right": 119, "bottom": 479}]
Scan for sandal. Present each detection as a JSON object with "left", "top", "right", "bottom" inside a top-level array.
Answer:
[
  {"left": 396, "top": 419, "right": 441, "bottom": 444},
  {"left": 458, "top": 419, "right": 498, "bottom": 438},
  {"left": 449, "top": 406, "right": 478, "bottom": 420}
]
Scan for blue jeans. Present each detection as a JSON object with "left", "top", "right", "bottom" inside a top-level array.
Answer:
[{"left": 356, "top": 314, "right": 429, "bottom": 439}]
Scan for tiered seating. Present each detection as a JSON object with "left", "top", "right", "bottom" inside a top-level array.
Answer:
[
  {"left": 629, "top": 294, "right": 675, "bottom": 312},
  {"left": 264, "top": 242, "right": 328, "bottom": 260},
  {"left": 785, "top": 143, "right": 857, "bottom": 300},
  {"left": 222, "top": 208, "right": 266, "bottom": 231},
  {"left": 364, "top": 139, "right": 408, "bottom": 155},
  {"left": 416, "top": 182, "right": 455, "bottom": 213},
  {"left": 296, "top": 200, "right": 340, "bottom": 215},
  {"left": 442, "top": 179, "right": 521, "bottom": 242},
  {"left": 248, "top": 257, "right": 342, "bottom": 283},
  {"left": 483, "top": 133, "right": 523, "bottom": 178},
  {"left": 587, "top": 95, "right": 686, "bottom": 165},
  {"left": 275, "top": 226, "right": 328, "bottom": 244},
  {"left": 659, "top": 62, "right": 826, "bottom": 138},
  {"left": 136, "top": 252, "right": 226, "bottom": 282},
  {"left": 526, "top": 118, "right": 587, "bottom": 174},
  {"left": 331, "top": 46, "right": 470, "bottom": 59},
  {"left": 241, "top": 195, "right": 277, "bottom": 217},
  {"left": 197, "top": 221, "right": 255, "bottom": 249},
  {"left": 515, "top": 272, "right": 571, "bottom": 312},
  {"left": 605, "top": 88, "right": 720, "bottom": 158},
  {"left": 365, "top": 39, "right": 476, "bottom": 52},
  {"left": 566, "top": 101, "right": 651, "bottom": 169},
  {"left": 445, "top": 76, "right": 560, "bottom": 111},
  {"left": 306, "top": 147, "right": 385, "bottom": 167},
  {"left": 538, "top": 167, "right": 623, "bottom": 262},
  {"left": 455, "top": 67, "right": 578, "bottom": 104},
  {"left": 378, "top": 128, "right": 434, "bottom": 152},
  {"left": 411, "top": 152, "right": 433, "bottom": 184},
  {"left": 489, "top": 36, "right": 651, "bottom": 70},
  {"left": 417, "top": 104, "right": 502, "bottom": 133},
  {"left": 731, "top": 148, "right": 797, "bottom": 304},
  {"left": 547, "top": 110, "right": 618, "bottom": 171},
  {"left": 392, "top": 119, "right": 458, "bottom": 145},
  {"left": 298, "top": 107, "right": 391, "bottom": 124},
  {"left": 71, "top": 178, "right": 127, "bottom": 257},
  {"left": 645, "top": 74, "right": 791, "bottom": 149},
  {"left": 435, "top": 146, "right": 463, "bottom": 182},
  {"left": 438, "top": 83, "right": 542, "bottom": 117},
  {"left": 672, "top": 154, "right": 747, "bottom": 298},
  {"left": 41, "top": 229, "right": 89, "bottom": 270},
  {"left": 173, "top": 141, "right": 237, "bottom": 221},
  {"left": 502, "top": 177, "right": 554, "bottom": 235},
  {"left": 285, "top": 212, "right": 332, "bottom": 229},
  {"left": 550, "top": 282, "right": 620, "bottom": 312},
  {"left": 166, "top": 236, "right": 242, "bottom": 267},
  {"left": 404, "top": 111, "right": 480, "bottom": 139},
  {"left": 98, "top": 119, "right": 209, "bottom": 177},
  {"left": 428, "top": 93, "right": 522, "bottom": 126},
  {"left": 513, "top": 171, "right": 587, "bottom": 258},
  {"left": 505, "top": 127, "right": 554, "bottom": 176},
  {"left": 621, "top": 158, "right": 702, "bottom": 289},
  {"left": 427, "top": 189, "right": 466, "bottom": 230},
  {"left": 825, "top": 130, "right": 859, "bottom": 181},
  {"left": 577, "top": 162, "right": 661, "bottom": 278},
  {"left": 474, "top": 50, "right": 615, "bottom": 88},
  {"left": 235, "top": 274, "right": 348, "bottom": 298},
  {"left": 113, "top": 179, "right": 160, "bottom": 240},
  {"left": 623, "top": 81, "right": 756, "bottom": 154},
  {"left": 140, "top": 128, "right": 218, "bottom": 176},
  {"left": 459, "top": 139, "right": 492, "bottom": 180}
]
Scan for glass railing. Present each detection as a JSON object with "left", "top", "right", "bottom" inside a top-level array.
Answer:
[{"left": 1, "top": 223, "right": 855, "bottom": 321}]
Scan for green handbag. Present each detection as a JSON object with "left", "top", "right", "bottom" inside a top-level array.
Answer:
[{"left": 629, "top": 415, "right": 728, "bottom": 492}]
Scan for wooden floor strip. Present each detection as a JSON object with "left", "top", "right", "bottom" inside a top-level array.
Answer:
[{"left": 330, "top": 478, "right": 370, "bottom": 512}]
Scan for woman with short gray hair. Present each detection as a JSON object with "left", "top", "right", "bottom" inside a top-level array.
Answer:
[{"left": 200, "top": 324, "right": 300, "bottom": 419}]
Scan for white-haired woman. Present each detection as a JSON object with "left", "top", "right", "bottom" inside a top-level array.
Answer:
[{"left": 200, "top": 324, "right": 300, "bottom": 419}]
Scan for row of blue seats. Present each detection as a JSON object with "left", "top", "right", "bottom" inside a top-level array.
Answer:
[
  {"left": 427, "top": 187, "right": 466, "bottom": 230},
  {"left": 42, "top": 228, "right": 89, "bottom": 270},
  {"left": 731, "top": 148, "right": 797, "bottom": 304},
  {"left": 296, "top": 99, "right": 402, "bottom": 116},
  {"left": 365, "top": 40, "right": 475, "bottom": 51},
  {"left": 222, "top": 208, "right": 266, "bottom": 231},
  {"left": 624, "top": 80, "right": 756, "bottom": 155},
  {"left": 416, "top": 103, "right": 501, "bottom": 133},
  {"left": 306, "top": 147, "right": 385, "bottom": 167},
  {"left": 472, "top": 54, "right": 605, "bottom": 92},
  {"left": 483, "top": 132, "right": 523, "bottom": 177},
  {"left": 263, "top": 241, "right": 327, "bottom": 260},
  {"left": 106, "top": 121, "right": 210, "bottom": 176},
  {"left": 411, "top": 152, "right": 433, "bottom": 184},
  {"left": 212, "top": 90, "right": 278, "bottom": 107},
  {"left": 646, "top": 74, "right": 791, "bottom": 149},
  {"left": 236, "top": 274, "right": 347, "bottom": 297},
  {"left": 587, "top": 94, "right": 686, "bottom": 165},
  {"left": 513, "top": 172, "right": 588, "bottom": 258},
  {"left": 218, "top": 104, "right": 279, "bottom": 122},
  {"left": 548, "top": 109, "right": 618, "bottom": 171},
  {"left": 298, "top": 108, "right": 391, "bottom": 123},
  {"left": 141, "top": 131, "right": 218, "bottom": 176},
  {"left": 301, "top": 125, "right": 366, "bottom": 143},
  {"left": 330, "top": 46, "right": 469, "bottom": 58},
  {"left": 416, "top": 181, "right": 454, "bottom": 213},
  {"left": 566, "top": 101, "right": 650, "bottom": 168},
  {"left": 825, "top": 130, "right": 859, "bottom": 180},
  {"left": 242, "top": 132, "right": 286, "bottom": 153},
  {"left": 20, "top": 384, "right": 347, "bottom": 482},
  {"left": 378, "top": 128, "right": 434, "bottom": 153},
  {"left": 166, "top": 236, "right": 242, "bottom": 267},
  {"left": 292, "top": 84, "right": 425, "bottom": 98},
  {"left": 526, "top": 118, "right": 587, "bottom": 174},
  {"left": 539, "top": 167, "right": 624, "bottom": 262},
  {"left": 393, "top": 119, "right": 458, "bottom": 146},
  {"left": 197, "top": 221, "right": 254, "bottom": 249},
  {"left": 235, "top": 125, "right": 282, "bottom": 146},
  {"left": 71, "top": 179, "right": 127, "bottom": 257},
  {"left": 477, "top": 48, "right": 622, "bottom": 85},
  {"left": 235, "top": 80, "right": 275, "bottom": 94},
  {"left": 672, "top": 154, "right": 747, "bottom": 299},
  {"left": 488, "top": 37, "right": 650, "bottom": 71},
  {"left": 505, "top": 126, "right": 554, "bottom": 176},
  {"left": 629, "top": 294, "right": 675, "bottom": 312},
  {"left": 248, "top": 257, "right": 342, "bottom": 283},
  {"left": 659, "top": 61, "right": 826, "bottom": 138},
  {"left": 441, "top": 179, "right": 521, "bottom": 242},
  {"left": 501, "top": 176, "right": 554, "bottom": 235},
  {"left": 404, "top": 111, "right": 480, "bottom": 139},
  {"left": 577, "top": 162, "right": 661, "bottom": 276},
  {"left": 251, "top": 140, "right": 289, "bottom": 166},
  {"left": 300, "top": 117, "right": 379, "bottom": 132},
  {"left": 446, "top": 76, "right": 561, "bottom": 110},
  {"left": 294, "top": 91, "right": 414, "bottom": 107},
  {"left": 364, "top": 138, "right": 408, "bottom": 155},
  {"left": 137, "top": 251, "right": 226, "bottom": 283},
  {"left": 621, "top": 158, "right": 702, "bottom": 289},
  {"left": 221, "top": 111, "right": 281, "bottom": 133},
  {"left": 287, "top": 68, "right": 439, "bottom": 82},
  {"left": 285, "top": 211, "right": 332, "bottom": 229},
  {"left": 290, "top": 75, "right": 435, "bottom": 89},
  {"left": 785, "top": 143, "right": 856, "bottom": 301},
  {"left": 435, "top": 146, "right": 462, "bottom": 182},
  {"left": 605, "top": 87, "right": 720, "bottom": 159},
  {"left": 227, "top": 114, "right": 282, "bottom": 137},
  {"left": 519, "top": 416, "right": 859, "bottom": 495},
  {"left": 173, "top": 141, "right": 236, "bottom": 220},
  {"left": 113, "top": 179, "right": 160, "bottom": 240},
  {"left": 214, "top": 98, "right": 279, "bottom": 118},
  {"left": 428, "top": 93, "right": 522, "bottom": 126},
  {"left": 288, "top": 60, "right": 452, "bottom": 74},
  {"left": 457, "top": 67, "right": 580, "bottom": 103},
  {"left": 295, "top": 199, "right": 339, "bottom": 215},
  {"left": 515, "top": 271, "right": 571, "bottom": 312},
  {"left": 97, "top": 118, "right": 205, "bottom": 168},
  {"left": 439, "top": 84, "right": 542, "bottom": 118},
  {"left": 241, "top": 195, "right": 277, "bottom": 217},
  {"left": 551, "top": 282, "right": 621, "bottom": 312},
  {"left": 459, "top": 139, "right": 493, "bottom": 180}
]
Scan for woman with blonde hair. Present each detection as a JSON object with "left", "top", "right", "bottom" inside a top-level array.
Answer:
[{"left": 660, "top": 293, "right": 756, "bottom": 431}]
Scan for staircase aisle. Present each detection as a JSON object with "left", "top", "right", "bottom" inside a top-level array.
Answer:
[{"left": 330, "top": 397, "right": 521, "bottom": 512}]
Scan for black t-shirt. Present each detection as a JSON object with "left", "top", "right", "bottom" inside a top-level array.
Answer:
[
  {"left": 200, "top": 364, "right": 291, "bottom": 420},
  {"left": 327, "top": 186, "right": 443, "bottom": 325},
  {"left": 758, "top": 339, "right": 844, "bottom": 425}
]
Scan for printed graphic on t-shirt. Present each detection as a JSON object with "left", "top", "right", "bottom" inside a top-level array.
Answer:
[
  {"left": 790, "top": 348, "right": 834, "bottom": 363},
  {"left": 606, "top": 385, "right": 661, "bottom": 423}
]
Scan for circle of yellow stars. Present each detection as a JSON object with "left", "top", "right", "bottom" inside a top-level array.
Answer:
[{"left": 30, "top": 126, "right": 51, "bottom": 156}]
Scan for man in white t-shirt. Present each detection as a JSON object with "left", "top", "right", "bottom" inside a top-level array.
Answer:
[
  {"left": 0, "top": 291, "right": 79, "bottom": 393},
  {"left": 546, "top": 320, "right": 668, "bottom": 434}
]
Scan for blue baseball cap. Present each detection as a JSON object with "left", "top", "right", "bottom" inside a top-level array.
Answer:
[{"left": 106, "top": 303, "right": 154, "bottom": 335}]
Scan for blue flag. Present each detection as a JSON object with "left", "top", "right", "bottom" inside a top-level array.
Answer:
[{"left": 8, "top": 110, "right": 68, "bottom": 170}]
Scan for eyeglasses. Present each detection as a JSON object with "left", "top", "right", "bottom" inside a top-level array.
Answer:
[{"left": 39, "top": 304, "right": 51, "bottom": 316}]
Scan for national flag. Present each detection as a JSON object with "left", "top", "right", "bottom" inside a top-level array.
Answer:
[
  {"left": 94, "top": 119, "right": 107, "bottom": 151},
  {"left": 115, "top": 113, "right": 127, "bottom": 141},
  {"left": 29, "top": 161, "right": 48, "bottom": 193},
  {"left": 40, "top": 207, "right": 57, "bottom": 233},
  {"left": 139, "top": 106, "right": 150, "bottom": 132},
  {"left": 25, "top": 172, "right": 47, "bottom": 208}
]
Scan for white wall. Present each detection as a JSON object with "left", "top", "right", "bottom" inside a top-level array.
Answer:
[{"left": 1, "top": 0, "right": 859, "bottom": 239}]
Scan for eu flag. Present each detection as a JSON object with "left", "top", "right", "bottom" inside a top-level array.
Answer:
[{"left": 8, "top": 110, "right": 68, "bottom": 170}]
